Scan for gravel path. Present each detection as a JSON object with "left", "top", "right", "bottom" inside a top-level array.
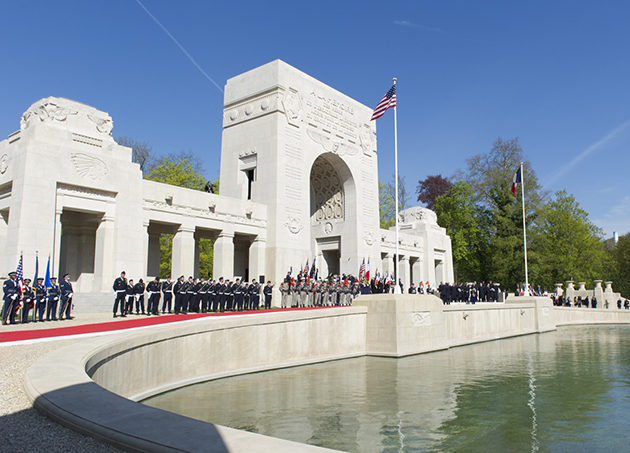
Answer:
[{"left": 1, "top": 314, "right": 128, "bottom": 453}]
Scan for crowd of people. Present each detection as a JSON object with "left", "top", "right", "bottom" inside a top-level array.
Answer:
[
  {"left": 111, "top": 272, "right": 273, "bottom": 317},
  {"left": 436, "top": 281, "right": 502, "bottom": 305},
  {"left": 2, "top": 271, "right": 74, "bottom": 325},
  {"left": 552, "top": 295, "right": 599, "bottom": 308}
]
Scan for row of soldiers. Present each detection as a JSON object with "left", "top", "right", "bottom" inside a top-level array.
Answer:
[
  {"left": 112, "top": 272, "right": 273, "bottom": 317},
  {"left": 438, "top": 281, "right": 500, "bottom": 305},
  {"left": 2, "top": 271, "right": 74, "bottom": 325},
  {"left": 279, "top": 279, "right": 360, "bottom": 307}
]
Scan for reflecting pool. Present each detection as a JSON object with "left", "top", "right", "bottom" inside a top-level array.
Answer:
[{"left": 143, "top": 326, "right": 630, "bottom": 452}]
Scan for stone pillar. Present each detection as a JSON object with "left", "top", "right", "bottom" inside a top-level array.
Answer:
[
  {"left": 565, "top": 280, "right": 575, "bottom": 301},
  {"left": 399, "top": 255, "right": 410, "bottom": 292},
  {"left": 52, "top": 208, "right": 63, "bottom": 278},
  {"left": 213, "top": 231, "right": 234, "bottom": 280},
  {"left": 194, "top": 236, "right": 200, "bottom": 278},
  {"left": 554, "top": 283, "right": 563, "bottom": 297},
  {"left": 93, "top": 215, "right": 115, "bottom": 292},
  {"left": 249, "top": 236, "right": 266, "bottom": 283},
  {"left": 383, "top": 253, "right": 394, "bottom": 275},
  {"left": 593, "top": 280, "right": 603, "bottom": 306},
  {"left": 172, "top": 226, "right": 195, "bottom": 279},
  {"left": 147, "top": 232, "right": 161, "bottom": 278},
  {"left": 604, "top": 281, "right": 614, "bottom": 308},
  {"left": 142, "top": 222, "right": 150, "bottom": 278},
  {"left": 578, "top": 282, "right": 586, "bottom": 291}
]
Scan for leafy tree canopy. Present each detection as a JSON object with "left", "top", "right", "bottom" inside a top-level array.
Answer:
[{"left": 417, "top": 174, "right": 452, "bottom": 210}]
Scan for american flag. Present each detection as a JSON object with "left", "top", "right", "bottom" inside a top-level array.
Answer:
[
  {"left": 371, "top": 84, "right": 396, "bottom": 120},
  {"left": 359, "top": 258, "right": 366, "bottom": 279},
  {"left": 16, "top": 253, "right": 24, "bottom": 309}
]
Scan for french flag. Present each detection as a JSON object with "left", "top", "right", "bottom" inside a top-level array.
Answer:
[{"left": 511, "top": 167, "right": 522, "bottom": 196}]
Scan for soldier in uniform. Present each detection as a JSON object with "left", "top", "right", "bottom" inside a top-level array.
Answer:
[
  {"left": 208, "top": 279, "right": 217, "bottom": 311},
  {"left": 279, "top": 282, "right": 289, "bottom": 308},
  {"left": 3, "top": 271, "right": 19, "bottom": 325},
  {"left": 20, "top": 279, "right": 33, "bottom": 323},
  {"left": 263, "top": 281, "right": 273, "bottom": 309},
  {"left": 217, "top": 277, "right": 226, "bottom": 312},
  {"left": 233, "top": 278, "right": 243, "bottom": 311},
  {"left": 183, "top": 277, "right": 194, "bottom": 312},
  {"left": 224, "top": 279, "right": 233, "bottom": 311},
  {"left": 34, "top": 277, "right": 46, "bottom": 322},
  {"left": 146, "top": 277, "right": 161, "bottom": 315},
  {"left": 173, "top": 275, "right": 185, "bottom": 314},
  {"left": 408, "top": 283, "right": 417, "bottom": 294},
  {"left": 190, "top": 278, "right": 201, "bottom": 312},
  {"left": 125, "top": 279, "right": 135, "bottom": 315},
  {"left": 161, "top": 276, "right": 173, "bottom": 313},
  {"left": 200, "top": 278, "right": 210, "bottom": 312},
  {"left": 59, "top": 273, "right": 74, "bottom": 320},
  {"left": 46, "top": 277, "right": 60, "bottom": 321},
  {"left": 134, "top": 278, "right": 146, "bottom": 314},
  {"left": 249, "top": 279, "right": 260, "bottom": 310},
  {"left": 112, "top": 271, "right": 128, "bottom": 318}
]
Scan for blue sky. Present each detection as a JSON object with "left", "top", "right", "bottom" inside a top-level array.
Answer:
[{"left": 1, "top": 1, "right": 628, "bottom": 237}]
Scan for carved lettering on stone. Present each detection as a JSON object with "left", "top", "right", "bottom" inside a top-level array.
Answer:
[
  {"left": 70, "top": 153, "right": 108, "bottom": 182},
  {"left": 411, "top": 312, "right": 431, "bottom": 326}
]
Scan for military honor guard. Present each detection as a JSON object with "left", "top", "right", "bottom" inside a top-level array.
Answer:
[
  {"left": 20, "top": 279, "right": 34, "bottom": 323},
  {"left": 263, "top": 281, "right": 273, "bottom": 309},
  {"left": 34, "top": 277, "right": 47, "bottom": 322},
  {"left": 125, "top": 279, "right": 135, "bottom": 314},
  {"left": 3, "top": 271, "right": 19, "bottom": 325},
  {"left": 113, "top": 271, "right": 128, "bottom": 318},
  {"left": 161, "top": 276, "right": 173, "bottom": 313},
  {"left": 146, "top": 276, "right": 161, "bottom": 315},
  {"left": 46, "top": 277, "right": 59, "bottom": 321},
  {"left": 249, "top": 279, "right": 260, "bottom": 309},
  {"left": 173, "top": 275, "right": 185, "bottom": 314},
  {"left": 134, "top": 278, "right": 146, "bottom": 314},
  {"left": 59, "top": 273, "right": 73, "bottom": 320}
]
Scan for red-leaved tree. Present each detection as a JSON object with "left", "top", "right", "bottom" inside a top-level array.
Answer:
[{"left": 416, "top": 175, "right": 453, "bottom": 210}]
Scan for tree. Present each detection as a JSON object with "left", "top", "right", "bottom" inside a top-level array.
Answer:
[
  {"left": 116, "top": 136, "right": 155, "bottom": 174},
  {"left": 531, "top": 190, "right": 606, "bottom": 290},
  {"left": 416, "top": 175, "right": 452, "bottom": 210},
  {"left": 433, "top": 182, "right": 483, "bottom": 281},
  {"left": 379, "top": 175, "right": 409, "bottom": 229},
  {"left": 455, "top": 137, "right": 547, "bottom": 290},
  {"left": 613, "top": 233, "right": 630, "bottom": 298},
  {"left": 146, "top": 156, "right": 206, "bottom": 190}
]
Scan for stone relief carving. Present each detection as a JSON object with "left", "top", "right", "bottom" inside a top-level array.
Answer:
[
  {"left": 363, "top": 230, "right": 376, "bottom": 246},
  {"left": 360, "top": 123, "right": 374, "bottom": 155},
  {"left": 411, "top": 312, "right": 432, "bottom": 326},
  {"left": 282, "top": 89, "right": 302, "bottom": 126},
  {"left": 284, "top": 217, "right": 304, "bottom": 234},
  {"left": 311, "top": 159, "right": 344, "bottom": 222},
  {"left": 57, "top": 183, "right": 116, "bottom": 200},
  {"left": 223, "top": 91, "right": 280, "bottom": 127},
  {"left": 324, "top": 222, "right": 333, "bottom": 235},
  {"left": 70, "top": 153, "right": 108, "bottom": 182},
  {"left": 0, "top": 154, "right": 9, "bottom": 174},
  {"left": 306, "top": 129, "right": 358, "bottom": 157},
  {"left": 87, "top": 115, "right": 114, "bottom": 136},
  {"left": 21, "top": 101, "right": 78, "bottom": 130}
]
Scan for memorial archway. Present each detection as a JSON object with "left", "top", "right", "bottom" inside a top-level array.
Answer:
[{"left": 309, "top": 153, "right": 356, "bottom": 278}]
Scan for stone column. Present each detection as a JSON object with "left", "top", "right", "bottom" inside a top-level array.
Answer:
[
  {"left": 172, "top": 226, "right": 195, "bottom": 279},
  {"left": 604, "top": 281, "right": 614, "bottom": 308},
  {"left": 142, "top": 221, "right": 150, "bottom": 278},
  {"left": 194, "top": 236, "right": 200, "bottom": 278},
  {"left": 554, "top": 283, "right": 563, "bottom": 297},
  {"left": 383, "top": 253, "right": 394, "bottom": 275},
  {"left": 399, "top": 255, "right": 410, "bottom": 292},
  {"left": 93, "top": 215, "right": 115, "bottom": 292},
  {"left": 147, "top": 232, "right": 161, "bottom": 278},
  {"left": 578, "top": 282, "right": 586, "bottom": 291},
  {"left": 249, "top": 236, "right": 266, "bottom": 283},
  {"left": 411, "top": 257, "right": 422, "bottom": 286},
  {"left": 52, "top": 208, "right": 63, "bottom": 278},
  {"left": 213, "top": 231, "right": 234, "bottom": 279},
  {"left": 593, "top": 280, "right": 603, "bottom": 305},
  {"left": 565, "top": 280, "right": 575, "bottom": 301}
]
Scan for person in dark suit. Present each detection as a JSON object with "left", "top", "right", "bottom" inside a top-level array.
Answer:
[
  {"left": 408, "top": 283, "right": 417, "bottom": 294},
  {"left": 161, "top": 277, "right": 173, "bottom": 313},
  {"left": 112, "top": 271, "right": 127, "bottom": 318},
  {"left": 59, "top": 273, "right": 73, "bottom": 320},
  {"left": 263, "top": 281, "right": 273, "bottom": 309},
  {"left": 34, "top": 277, "right": 47, "bottom": 322},
  {"left": 146, "top": 277, "right": 161, "bottom": 315},
  {"left": 173, "top": 276, "right": 185, "bottom": 314},
  {"left": 21, "top": 279, "right": 34, "bottom": 323},
  {"left": 134, "top": 279, "right": 146, "bottom": 314},
  {"left": 46, "top": 277, "right": 60, "bottom": 321}
]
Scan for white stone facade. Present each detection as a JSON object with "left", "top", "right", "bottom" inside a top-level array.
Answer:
[{"left": 0, "top": 61, "right": 453, "bottom": 296}]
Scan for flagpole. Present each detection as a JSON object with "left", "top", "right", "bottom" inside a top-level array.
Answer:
[
  {"left": 520, "top": 162, "right": 529, "bottom": 295},
  {"left": 393, "top": 77, "right": 401, "bottom": 294}
]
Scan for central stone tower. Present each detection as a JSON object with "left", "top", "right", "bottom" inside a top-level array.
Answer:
[{"left": 220, "top": 60, "right": 380, "bottom": 283}]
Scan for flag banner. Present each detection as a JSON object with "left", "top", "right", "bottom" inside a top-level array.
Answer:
[
  {"left": 16, "top": 253, "right": 24, "bottom": 309},
  {"left": 359, "top": 258, "right": 366, "bottom": 279},
  {"left": 511, "top": 166, "right": 522, "bottom": 195},
  {"left": 44, "top": 256, "right": 52, "bottom": 293},
  {"left": 33, "top": 253, "right": 39, "bottom": 285},
  {"left": 370, "top": 84, "right": 396, "bottom": 120}
]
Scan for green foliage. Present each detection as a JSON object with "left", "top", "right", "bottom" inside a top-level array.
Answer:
[
  {"left": 379, "top": 175, "right": 409, "bottom": 229},
  {"left": 612, "top": 233, "right": 630, "bottom": 298},
  {"left": 159, "top": 234, "right": 173, "bottom": 279},
  {"left": 433, "top": 182, "right": 482, "bottom": 281},
  {"left": 145, "top": 156, "right": 206, "bottom": 190}
]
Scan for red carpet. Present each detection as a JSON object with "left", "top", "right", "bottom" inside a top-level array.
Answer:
[{"left": 0, "top": 307, "right": 330, "bottom": 344}]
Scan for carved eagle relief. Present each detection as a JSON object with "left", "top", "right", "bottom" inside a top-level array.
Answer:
[
  {"left": 70, "top": 153, "right": 108, "bottom": 182},
  {"left": 306, "top": 129, "right": 358, "bottom": 157}
]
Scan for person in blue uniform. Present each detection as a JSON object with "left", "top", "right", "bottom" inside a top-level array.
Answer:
[
  {"left": 146, "top": 277, "right": 161, "bottom": 315},
  {"left": 161, "top": 276, "right": 173, "bottom": 313},
  {"left": 3, "top": 271, "right": 19, "bottom": 325},
  {"left": 263, "top": 281, "right": 273, "bottom": 309},
  {"left": 249, "top": 279, "right": 260, "bottom": 310},
  {"left": 21, "top": 279, "right": 34, "bottom": 323},
  {"left": 125, "top": 279, "right": 135, "bottom": 315},
  {"left": 46, "top": 277, "right": 60, "bottom": 321},
  {"left": 112, "top": 271, "right": 127, "bottom": 318},
  {"left": 59, "top": 273, "right": 74, "bottom": 320},
  {"left": 34, "top": 277, "right": 47, "bottom": 322},
  {"left": 173, "top": 275, "right": 185, "bottom": 314},
  {"left": 134, "top": 279, "right": 146, "bottom": 314}
]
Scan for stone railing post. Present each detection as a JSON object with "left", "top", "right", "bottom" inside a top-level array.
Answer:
[
  {"left": 554, "top": 283, "right": 563, "bottom": 297},
  {"left": 565, "top": 280, "right": 575, "bottom": 301},
  {"left": 593, "top": 280, "right": 603, "bottom": 307}
]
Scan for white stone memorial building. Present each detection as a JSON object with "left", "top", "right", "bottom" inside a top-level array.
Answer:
[{"left": 0, "top": 60, "right": 453, "bottom": 304}]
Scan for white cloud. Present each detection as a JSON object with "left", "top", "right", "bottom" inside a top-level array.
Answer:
[
  {"left": 394, "top": 21, "right": 444, "bottom": 33},
  {"left": 593, "top": 195, "right": 630, "bottom": 238}
]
